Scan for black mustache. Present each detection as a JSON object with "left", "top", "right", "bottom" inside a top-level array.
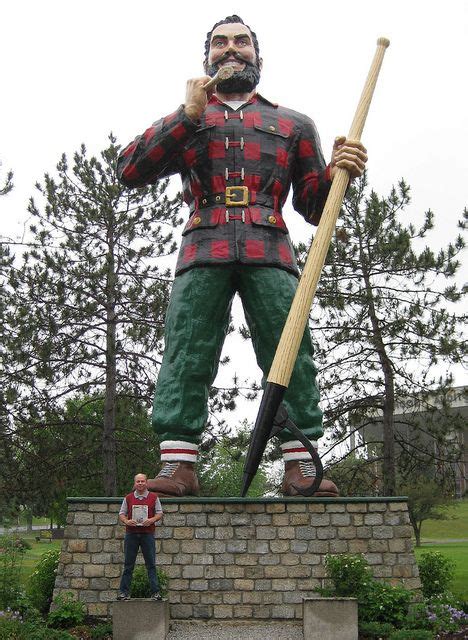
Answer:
[{"left": 217, "top": 51, "right": 254, "bottom": 68}]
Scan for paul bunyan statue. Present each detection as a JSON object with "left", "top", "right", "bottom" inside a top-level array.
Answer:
[{"left": 117, "top": 15, "right": 367, "bottom": 497}]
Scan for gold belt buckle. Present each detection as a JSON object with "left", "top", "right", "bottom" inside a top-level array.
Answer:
[{"left": 225, "top": 186, "right": 249, "bottom": 207}]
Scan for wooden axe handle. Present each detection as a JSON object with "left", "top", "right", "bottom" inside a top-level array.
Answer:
[{"left": 268, "top": 38, "right": 390, "bottom": 387}]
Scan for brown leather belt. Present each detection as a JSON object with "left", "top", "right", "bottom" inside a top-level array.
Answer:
[{"left": 191, "top": 187, "right": 279, "bottom": 213}]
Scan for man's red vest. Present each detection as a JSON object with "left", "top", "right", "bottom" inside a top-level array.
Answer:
[{"left": 125, "top": 492, "right": 158, "bottom": 534}]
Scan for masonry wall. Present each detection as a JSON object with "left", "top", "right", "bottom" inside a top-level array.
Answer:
[{"left": 53, "top": 497, "right": 420, "bottom": 620}]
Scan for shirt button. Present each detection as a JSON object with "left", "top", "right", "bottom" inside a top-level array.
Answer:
[
  {"left": 268, "top": 215, "right": 277, "bottom": 224},
  {"left": 269, "top": 125, "right": 276, "bottom": 132},
  {"left": 193, "top": 216, "right": 201, "bottom": 225}
]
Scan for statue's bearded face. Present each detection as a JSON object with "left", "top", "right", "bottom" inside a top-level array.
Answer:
[{"left": 205, "top": 22, "right": 261, "bottom": 93}]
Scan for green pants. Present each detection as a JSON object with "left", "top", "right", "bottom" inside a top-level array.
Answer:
[{"left": 152, "top": 266, "right": 323, "bottom": 444}]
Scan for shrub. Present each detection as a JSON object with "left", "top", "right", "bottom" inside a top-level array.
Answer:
[
  {"left": 27, "top": 548, "right": 60, "bottom": 613},
  {"left": 47, "top": 592, "right": 85, "bottom": 629},
  {"left": 0, "top": 611, "right": 74, "bottom": 640},
  {"left": 417, "top": 550, "right": 455, "bottom": 598},
  {"left": 405, "top": 595, "right": 468, "bottom": 634},
  {"left": 425, "top": 599, "right": 468, "bottom": 634},
  {"left": 90, "top": 621, "right": 113, "bottom": 639},
  {"left": 0, "top": 534, "right": 26, "bottom": 609},
  {"left": 321, "top": 554, "right": 412, "bottom": 628},
  {"left": 359, "top": 621, "right": 395, "bottom": 638},
  {"left": 324, "top": 553, "right": 371, "bottom": 597},
  {"left": 388, "top": 631, "right": 433, "bottom": 640},
  {"left": 10, "top": 537, "right": 32, "bottom": 552},
  {"left": 359, "top": 580, "right": 412, "bottom": 626},
  {"left": 129, "top": 565, "right": 168, "bottom": 598}
]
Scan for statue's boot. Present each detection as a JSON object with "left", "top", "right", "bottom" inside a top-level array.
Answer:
[
  {"left": 282, "top": 460, "right": 339, "bottom": 497},
  {"left": 147, "top": 461, "right": 200, "bottom": 497}
]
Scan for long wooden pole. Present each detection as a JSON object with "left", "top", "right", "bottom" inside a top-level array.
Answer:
[{"left": 268, "top": 38, "right": 390, "bottom": 388}]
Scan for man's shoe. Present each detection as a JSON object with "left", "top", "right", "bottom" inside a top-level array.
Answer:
[
  {"left": 147, "top": 461, "right": 200, "bottom": 497},
  {"left": 151, "top": 592, "right": 165, "bottom": 601},
  {"left": 117, "top": 592, "right": 129, "bottom": 600},
  {"left": 282, "top": 460, "right": 339, "bottom": 497}
]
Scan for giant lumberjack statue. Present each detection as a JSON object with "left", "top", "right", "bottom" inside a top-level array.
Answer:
[{"left": 117, "top": 15, "right": 367, "bottom": 497}]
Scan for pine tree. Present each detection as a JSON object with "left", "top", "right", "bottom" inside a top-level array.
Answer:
[
  {"left": 307, "top": 175, "right": 467, "bottom": 495},
  {"left": 5, "top": 135, "right": 182, "bottom": 495},
  {"left": 0, "top": 164, "right": 15, "bottom": 518}
]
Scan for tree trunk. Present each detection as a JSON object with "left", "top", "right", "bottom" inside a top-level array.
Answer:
[
  {"left": 102, "top": 216, "right": 118, "bottom": 496},
  {"left": 361, "top": 259, "right": 396, "bottom": 495},
  {"left": 381, "top": 370, "right": 396, "bottom": 496},
  {"left": 26, "top": 510, "right": 33, "bottom": 532},
  {"left": 415, "top": 528, "right": 421, "bottom": 547}
]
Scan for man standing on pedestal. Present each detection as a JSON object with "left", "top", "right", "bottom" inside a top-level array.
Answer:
[
  {"left": 117, "top": 473, "right": 164, "bottom": 601},
  {"left": 117, "top": 16, "right": 367, "bottom": 497}
]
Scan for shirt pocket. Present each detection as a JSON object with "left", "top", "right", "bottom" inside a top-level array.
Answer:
[
  {"left": 249, "top": 207, "right": 289, "bottom": 234},
  {"left": 182, "top": 207, "right": 223, "bottom": 236},
  {"left": 250, "top": 123, "right": 296, "bottom": 188}
]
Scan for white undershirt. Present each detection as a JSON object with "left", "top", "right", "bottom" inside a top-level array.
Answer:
[{"left": 222, "top": 100, "right": 245, "bottom": 111}]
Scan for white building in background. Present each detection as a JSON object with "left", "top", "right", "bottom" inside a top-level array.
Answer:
[{"left": 359, "top": 386, "right": 467, "bottom": 498}]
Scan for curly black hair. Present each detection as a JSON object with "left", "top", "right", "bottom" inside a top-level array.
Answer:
[{"left": 203, "top": 15, "right": 260, "bottom": 69}]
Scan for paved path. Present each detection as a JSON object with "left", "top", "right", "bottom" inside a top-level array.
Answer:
[
  {"left": 167, "top": 622, "right": 304, "bottom": 640},
  {"left": 0, "top": 524, "right": 56, "bottom": 534},
  {"left": 421, "top": 538, "right": 468, "bottom": 544}
]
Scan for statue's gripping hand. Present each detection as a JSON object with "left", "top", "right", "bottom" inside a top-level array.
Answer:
[
  {"left": 330, "top": 136, "right": 368, "bottom": 179},
  {"left": 184, "top": 76, "right": 213, "bottom": 123}
]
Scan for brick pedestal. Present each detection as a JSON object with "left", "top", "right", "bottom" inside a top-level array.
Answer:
[{"left": 53, "top": 497, "right": 420, "bottom": 619}]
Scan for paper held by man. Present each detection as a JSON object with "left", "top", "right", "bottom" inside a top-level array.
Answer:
[{"left": 132, "top": 504, "right": 148, "bottom": 526}]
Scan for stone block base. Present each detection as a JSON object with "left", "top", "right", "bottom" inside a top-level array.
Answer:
[
  {"left": 54, "top": 496, "right": 420, "bottom": 620},
  {"left": 303, "top": 597, "right": 358, "bottom": 640},
  {"left": 113, "top": 600, "right": 169, "bottom": 640}
]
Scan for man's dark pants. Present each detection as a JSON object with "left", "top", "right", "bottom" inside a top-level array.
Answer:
[{"left": 119, "top": 532, "right": 160, "bottom": 595}]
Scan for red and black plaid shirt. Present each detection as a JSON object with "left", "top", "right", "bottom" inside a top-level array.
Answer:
[{"left": 118, "top": 94, "right": 331, "bottom": 276}]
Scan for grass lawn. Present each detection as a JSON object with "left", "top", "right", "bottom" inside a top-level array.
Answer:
[
  {"left": 420, "top": 498, "right": 468, "bottom": 541},
  {"left": 17, "top": 535, "right": 63, "bottom": 586},
  {"left": 414, "top": 541, "right": 468, "bottom": 601},
  {"left": 414, "top": 499, "right": 468, "bottom": 602}
]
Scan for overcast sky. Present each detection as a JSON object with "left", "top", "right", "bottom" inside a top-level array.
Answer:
[{"left": 1, "top": 1, "right": 467, "bottom": 427}]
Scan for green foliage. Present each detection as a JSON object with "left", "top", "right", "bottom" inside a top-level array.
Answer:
[
  {"left": 306, "top": 175, "right": 467, "bottom": 495},
  {"left": 47, "top": 592, "right": 85, "bottom": 629},
  {"left": 0, "top": 161, "right": 13, "bottom": 196},
  {"left": 0, "top": 534, "right": 25, "bottom": 609},
  {"left": 14, "top": 537, "right": 32, "bottom": 551},
  {"left": 324, "top": 553, "right": 372, "bottom": 596},
  {"left": 2, "top": 134, "right": 183, "bottom": 497},
  {"left": 406, "top": 595, "right": 468, "bottom": 634},
  {"left": 198, "top": 427, "right": 269, "bottom": 497},
  {"left": 322, "top": 554, "right": 412, "bottom": 627},
  {"left": 417, "top": 551, "right": 456, "bottom": 598},
  {"left": 388, "top": 631, "right": 433, "bottom": 640},
  {"left": 90, "top": 622, "right": 113, "bottom": 639},
  {"left": 404, "top": 478, "right": 454, "bottom": 546},
  {"left": 360, "top": 580, "right": 412, "bottom": 626},
  {"left": 0, "top": 612, "right": 74, "bottom": 640},
  {"left": 129, "top": 565, "right": 168, "bottom": 598},
  {"left": 414, "top": 541, "right": 468, "bottom": 601},
  {"left": 327, "top": 455, "right": 379, "bottom": 497},
  {"left": 358, "top": 621, "right": 395, "bottom": 638},
  {"left": 27, "top": 548, "right": 60, "bottom": 613}
]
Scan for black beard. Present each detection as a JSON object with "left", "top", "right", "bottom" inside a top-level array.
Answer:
[{"left": 206, "top": 62, "right": 261, "bottom": 93}]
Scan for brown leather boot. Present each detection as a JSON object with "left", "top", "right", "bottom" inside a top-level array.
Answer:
[
  {"left": 282, "top": 460, "right": 339, "bottom": 497},
  {"left": 147, "top": 461, "right": 200, "bottom": 497}
]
